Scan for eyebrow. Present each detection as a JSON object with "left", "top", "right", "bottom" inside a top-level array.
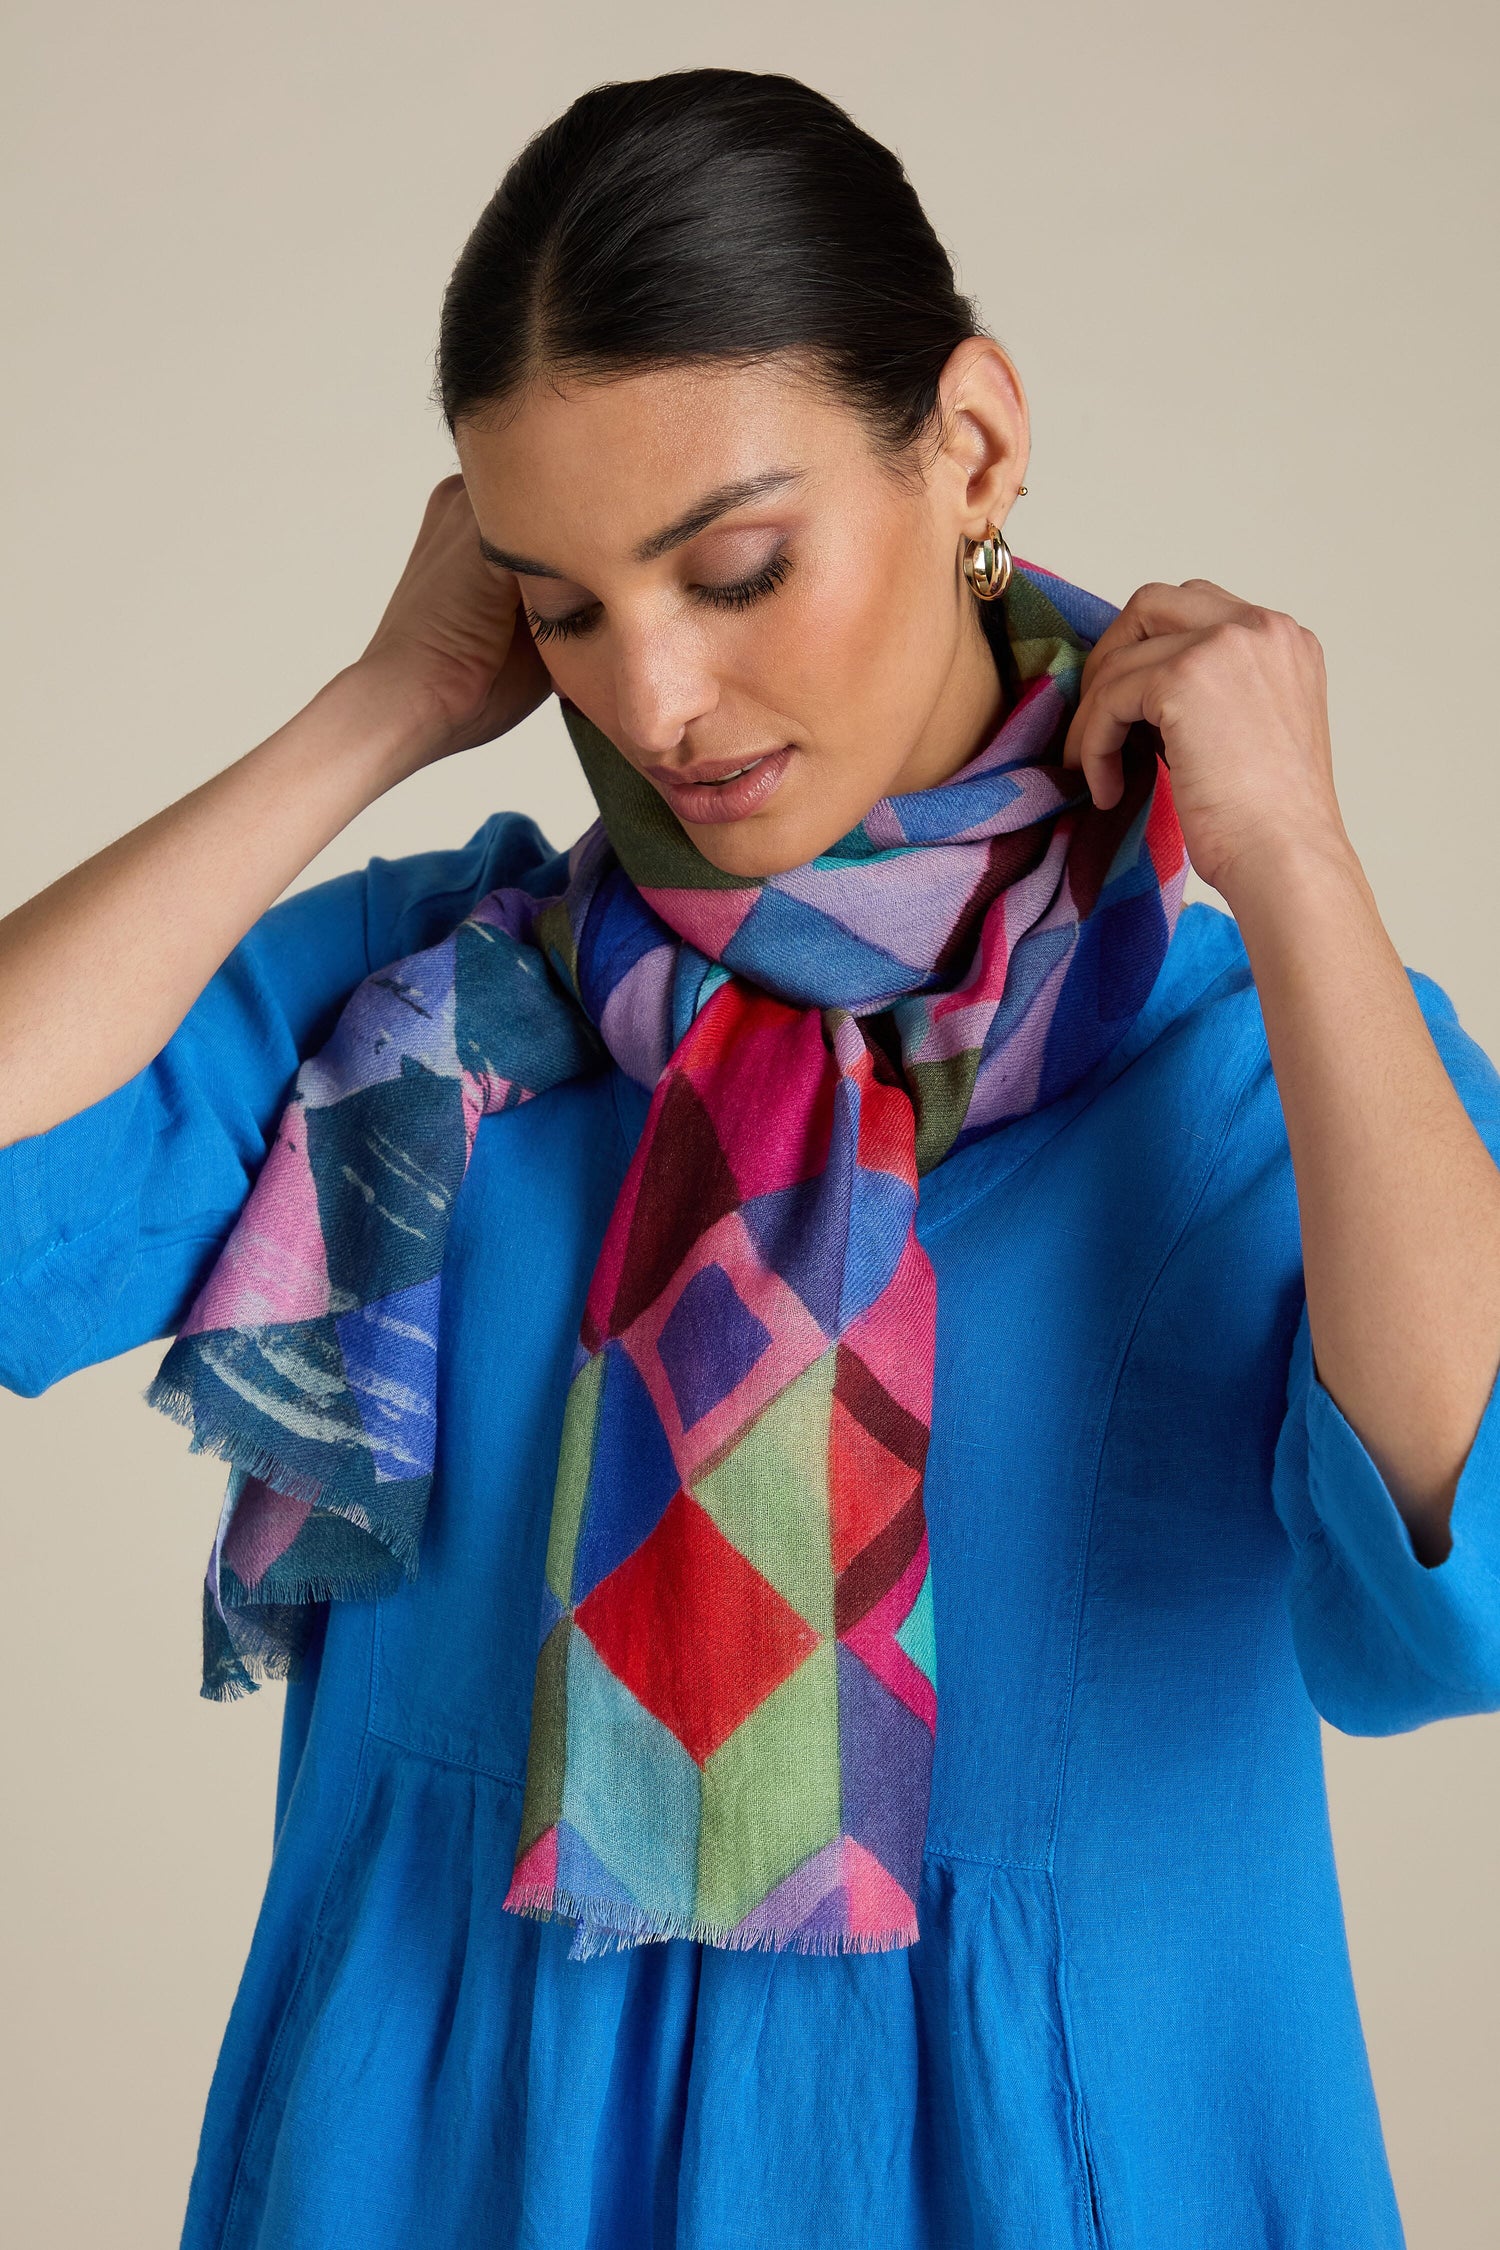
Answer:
[{"left": 475, "top": 467, "right": 806, "bottom": 579}]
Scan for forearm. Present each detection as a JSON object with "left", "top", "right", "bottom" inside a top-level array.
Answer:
[
  {"left": 1224, "top": 835, "right": 1500, "bottom": 1564},
  {"left": 0, "top": 660, "right": 444, "bottom": 1148}
]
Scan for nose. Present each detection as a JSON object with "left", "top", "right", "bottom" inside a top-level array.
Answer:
[{"left": 611, "top": 623, "right": 718, "bottom": 758}]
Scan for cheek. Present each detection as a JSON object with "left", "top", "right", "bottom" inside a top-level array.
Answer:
[
  {"left": 531, "top": 636, "right": 601, "bottom": 705},
  {"left": 752, "top": 544, "right": 922, "bottom": 723},
  {"left": 771, "top": 532, "right": 950, "bottom": 749},
  {"left": 525, "top": 634, "right": 634, "bottom": 753}
]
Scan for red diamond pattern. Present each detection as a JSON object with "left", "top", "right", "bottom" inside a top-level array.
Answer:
[
  {"left": 575, "top": 1488, "right": 819, "bottom": 1764},
  {"left": 829, "top": 1394, "right": 922, "bottom": 1574}
]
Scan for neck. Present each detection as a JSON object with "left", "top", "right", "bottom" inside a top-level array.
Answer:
[{"left": 895, "top": 601, "right": 1008, "bottom": 795}]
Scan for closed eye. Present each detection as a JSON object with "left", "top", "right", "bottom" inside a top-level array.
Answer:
[{"left": 525, "top": 549, "right": 794, "bottom": 645}]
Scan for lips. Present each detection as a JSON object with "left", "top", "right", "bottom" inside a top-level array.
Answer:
[{"left": 644, "top": 745, "right": 795, "bottom": 826}]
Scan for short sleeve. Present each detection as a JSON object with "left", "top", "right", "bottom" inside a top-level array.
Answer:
[
  {"left": 1271, "top": 969, "right": 1500, "bottom": 1734},
  {"left": 0, "top": 810, "right": 566, "bottom": 1396}
]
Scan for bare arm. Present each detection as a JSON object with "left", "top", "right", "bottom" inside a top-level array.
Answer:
[
  {"left": 1066, "top": 576, "right": 1500, "bottom": 1569},
  {"left": 0, "top": 476, "right": 550, "bottom": 1149},
  {"left": 1222, "top": 835, "right": 1500, "bottom": 1567}
]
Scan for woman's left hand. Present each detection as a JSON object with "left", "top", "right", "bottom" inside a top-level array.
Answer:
[
  {"left": 1063, "top": 577, "right": 1500, "bottom": 1571},
  {"left": 1061, "top": 577, "right": 1347, "bottom": 901}
]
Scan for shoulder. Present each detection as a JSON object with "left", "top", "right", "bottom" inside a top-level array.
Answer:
[
  {"left": 1105, "top": 898, "right": 1266, "bottom": 1118},
  {"left": 157, "top": 811, "right": 579, "bottom": 1090},
  {"left": 1134, "top": 894, "right": 1500, "bottom": 1191},
  {"left": 241, "top": 809, "right": 575, "bottom": 994},
  {"left": 1146, "top": 895, "right": 1494, "bottom": 1084}
]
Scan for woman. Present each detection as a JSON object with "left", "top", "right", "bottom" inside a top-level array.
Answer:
[{"left": 3, "top": 63, "right": 1499, "bottom": 2250}]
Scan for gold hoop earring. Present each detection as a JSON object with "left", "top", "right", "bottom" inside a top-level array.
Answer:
[{"left": 961, "top": 520, "right": 1013, "bottom": 602}]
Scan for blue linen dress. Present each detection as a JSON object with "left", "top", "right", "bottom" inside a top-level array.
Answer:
[{"left": 4, "top": 811, "right": 1500, "bottom": 2250}]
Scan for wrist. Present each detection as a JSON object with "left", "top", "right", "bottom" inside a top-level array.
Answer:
[
  {"left": 1216, "top": 824, "right": 1398, "bottom": 1001},
  {"left": 1213, "top": 819, "right": 1368, "bottom": 927},
  {"left": 308, "top": 658, "right": 462, "bottom": 792}
]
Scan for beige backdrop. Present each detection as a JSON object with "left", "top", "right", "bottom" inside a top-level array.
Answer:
[{"left": 3, "top": 2, "right": 1498, "bottom": 2243}]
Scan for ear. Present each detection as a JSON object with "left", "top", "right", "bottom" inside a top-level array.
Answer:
[{"left": 931, "top": 336, "right": 1030, "bottom": 536}]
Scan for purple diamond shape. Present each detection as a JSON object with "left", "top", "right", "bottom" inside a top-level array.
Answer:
[{"left": 657, "top": 1262, "right": 772, "bottom": 1431}]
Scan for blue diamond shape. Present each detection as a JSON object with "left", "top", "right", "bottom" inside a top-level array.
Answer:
[
  {"left": 570, "top": 1340, "right": 683, "bottom": 1604},
  {"left": 657, "top": 1262, "right": 772, "bottom": 1431}
]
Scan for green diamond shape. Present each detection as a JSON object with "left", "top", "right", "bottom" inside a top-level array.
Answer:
[
  {"left": 696, "top": 1641, "right": 840, "bottom": 1930},
  {"left": 545, "top": 1349, "right": 604, "bottom": 1605},
  {"left": 691, "top": 1346, "right": 836, "bottom": 1633},
  {"left": 515, "top": 1614, "right": 570, "bottom": 1860}
]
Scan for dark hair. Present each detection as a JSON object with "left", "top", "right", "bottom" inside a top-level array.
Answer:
[{"left": 434, "top": 67, "right": 986, "bottom": 470}]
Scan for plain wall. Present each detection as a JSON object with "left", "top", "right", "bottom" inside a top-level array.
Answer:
[{"left": 2, "top": 2, "right": 1497, "bottom": 2243}]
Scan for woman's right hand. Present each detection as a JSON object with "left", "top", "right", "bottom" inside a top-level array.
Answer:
[{"left": 353, "top": 473, "right": 555, "bottom": 770}]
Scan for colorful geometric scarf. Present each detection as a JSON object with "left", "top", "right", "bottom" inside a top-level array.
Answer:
[{"left": 148, "top": 561, "right": 1187, "bottom": 1955}]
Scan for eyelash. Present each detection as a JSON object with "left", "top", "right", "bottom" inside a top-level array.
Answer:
[{"left": 524, "top": 549, "right": 794, "bottom": 645}]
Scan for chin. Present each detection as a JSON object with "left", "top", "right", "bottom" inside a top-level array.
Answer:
[
  {"left": 684, "top": 776, "right": 873, "bottom": 881},
  {"left": 685, "top": 811, "right": 837, "bottom": 882}
]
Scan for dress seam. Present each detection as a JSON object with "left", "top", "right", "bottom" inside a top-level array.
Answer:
[
  {"left": 1038, "top": 1039, "right": 1263, "bottom": 2250},
  {"left": 1, "top": 1195, "right": 135, "bottom": 1282},
  {"left": 364, "top": 1723, "right": 526, "bottom": 1791},
  {"left": 1043, "top": 1035, "right": 1266, "bottom": 1872},
  {"left": 1047, "top": 1863, "right": 1112, "bottom": 2249},
  {"left": 359, "top": 1728, "right": 1058, "bottom": 1873},
  {"left": 920, "top": 1839, "right": 1048, "bottom": 1872},
  {"left": 0, "top": 1195, "right": 145, "bottom": 1382}
]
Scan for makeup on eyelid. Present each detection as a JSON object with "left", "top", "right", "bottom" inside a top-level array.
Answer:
[{"left": 522, "top": 541, "right": 795, "bottom": 642}]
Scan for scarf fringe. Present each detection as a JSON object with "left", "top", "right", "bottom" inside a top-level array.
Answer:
[
  {"left": 503, "top": 1882, "right": 918, "bottom": 1960},
  {"left": 144, "top": 1371, "right": 332, "bottom": 1511},
  {"left": 232, "top": 1563, "right": 408, "bottom": 1609},
  {"left": 200, "top": 1583, "right": 308, "bottom": 1703},
  {"left": 147, "top": 1370, "right": 425, "bottom": 1586},
  {"left": 201, "top": 1650, "right": 286, "bottom": 1703}
]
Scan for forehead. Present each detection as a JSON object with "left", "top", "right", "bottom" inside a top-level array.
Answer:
[{"left": 455, "top": 358, "right": 872, "bottom": 554}]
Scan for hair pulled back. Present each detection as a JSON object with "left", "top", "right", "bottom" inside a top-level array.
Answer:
[{"left": 434, "top": 68, "right": 986, "bottom": 467}]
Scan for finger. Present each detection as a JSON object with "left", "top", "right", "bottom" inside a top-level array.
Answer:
[
  {"left": 1063, "top": 630, "right": 1199, "bottom": 806},
  {"left": 1078, "top": 578, "right": 1254, "bottom": 700}
]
